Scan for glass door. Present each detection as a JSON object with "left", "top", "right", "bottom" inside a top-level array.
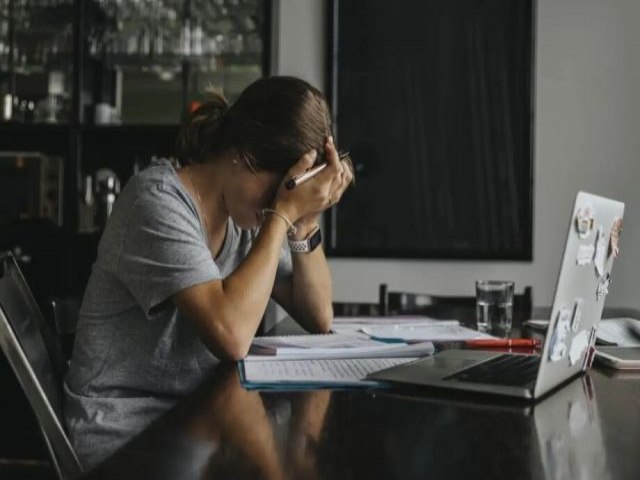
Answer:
[
  {"left": 0, "top": 0, "right": 75, "bottom": 124},
  {"left": 84, "top": 0, "right": 269, "bottom": 125}
]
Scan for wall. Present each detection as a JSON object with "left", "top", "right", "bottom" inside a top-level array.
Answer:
[{"left": 276, "top": 0, "right": 640, "bottom": 310}]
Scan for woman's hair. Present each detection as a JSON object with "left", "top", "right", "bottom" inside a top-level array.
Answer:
[{"left": 177, "top": 76, "right": 333, "bottom": 175}]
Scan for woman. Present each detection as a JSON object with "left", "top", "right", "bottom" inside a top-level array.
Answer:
[{"left": 64, "top": 76, "right": 352, "bottom": 468}]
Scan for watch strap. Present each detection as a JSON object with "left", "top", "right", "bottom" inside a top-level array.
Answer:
[{"left": 288, "top": 227, "right": 322, "bottom": 253}]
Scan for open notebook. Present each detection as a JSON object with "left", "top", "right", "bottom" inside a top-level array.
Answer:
[{"left": 240, "top": 322, "right": 491, "bottom": 389}]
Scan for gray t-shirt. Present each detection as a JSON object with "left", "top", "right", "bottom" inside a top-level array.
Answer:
[{"left": 64, "top": 158, "right": 291, "bottom": 468}]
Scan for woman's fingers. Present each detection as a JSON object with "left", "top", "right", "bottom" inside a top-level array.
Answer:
[
  {"left": 325, "top": 136, "right": 340, "bottom": 168},
  {"left": 318, "top": 136, "right": 357, "bottom": 207},
  {"left": 332, "top": 159, "right": 355, "bottom": 204},
  {"left": 277, "top": 136, "right": 353, "bottom": 214},
  {"left": 288, "top": 149, "right": 318, "bottom": 178},
  {"left": 324, "top": 136, "right": 346, "bottom": 192}
]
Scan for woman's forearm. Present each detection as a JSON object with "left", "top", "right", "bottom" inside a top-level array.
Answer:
[
  {"left": 219, "top": 216, "right": 290, "bottom": 343},
  {"left": 174, "top": 215, "right": 289, "bottom": 361},
  {"left": 289, "top": 245, "right": 333, "bottom": 333}
]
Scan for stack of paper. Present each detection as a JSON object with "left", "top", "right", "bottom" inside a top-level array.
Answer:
[
  {"left": 330, "top": 315, "right": 458, "bottom": 334},
  {"left": 248, "top": 332, "right": 435, "bottom": 360},
  {"left": 361, "top": 323, "right": 495, "bottom": 342},
  {"left": 597, "top": 318, "right": 640, "bottom": 346}
]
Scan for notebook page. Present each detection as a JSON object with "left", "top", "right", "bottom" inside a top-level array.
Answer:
[
  {"left": 361, "top": 323, "right": 495, "bottom": 341},
  {"left": 331, "top": 317, "right": 459, "bottom": 334},
  {"left": 246, "top": 342, "right": 435, "bottom": 361},
  {"left": 251, "top": 333, "right": 375, "bottom": 350},
  {"left": 242, "top": 357, "right": 416, "bottom": 385},
  {"left": 333, "top": 316, "right": 459, "bottom": 325}
]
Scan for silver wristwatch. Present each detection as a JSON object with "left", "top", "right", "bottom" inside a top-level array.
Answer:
[{"left": 288, "top": 227, "right": 322, "bottom": 253}]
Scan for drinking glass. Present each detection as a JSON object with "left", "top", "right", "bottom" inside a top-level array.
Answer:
[{"left": 476, "top": 280, "right": 514, "bottom": 337}]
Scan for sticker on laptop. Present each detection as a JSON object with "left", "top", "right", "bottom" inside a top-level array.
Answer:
[
  {"left": 575, "top": 205, "right": 595, "bottom": 239},
  {"left": 569, "top": 330, "right": 589, "bottom": 366},
  {"left": 576, "top": 244, "right": 595, "bottom": 266},
  {"left": 609, "top": 218, "right": 623, "bottom": 259},
  {"left": 596, "top": 273, "right": 611, "bottom": 301},
  {"left": 593, "top": 225, "right": 607, "bottom": 277},
  {"left": 548, "top": 306, "right": 572, "bottom": 362},
  {"left": 581, "top": 326, "right": 599, "bottom": 370},
  {"left": 570, "top": 298, "right": 584, "bottom": 332}
]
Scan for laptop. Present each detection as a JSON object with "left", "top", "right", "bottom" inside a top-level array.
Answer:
[{"left": 369, "top": 192, "right": 624, "bottom": 400}]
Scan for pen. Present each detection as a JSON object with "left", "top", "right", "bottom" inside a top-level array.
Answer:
[
  {"left": 285, "top": 163, "right": 328, "bottom": 190},
  {"left": 285, "top": 151, "right": 351, "bottom": 190},
  {"left": 464, "top": 339, "right": 540, "bottom": 348}
]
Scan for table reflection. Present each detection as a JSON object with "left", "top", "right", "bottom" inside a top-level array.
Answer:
[
  {"left": 84, "top": 370, "right": 611, "bottom": 480},
  {"left": 71, "top": 394, "right": 178, "bottom": 469},
  {"left": 86, "top": 365, "right": 331, "bottom": 479},
  {"left": 532, "top": 375, "right": 609, "bottom": 480}
]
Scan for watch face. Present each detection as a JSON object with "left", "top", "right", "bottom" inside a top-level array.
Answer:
[{"left": 309, "top": 228, "right": 322, "bottom": 251}]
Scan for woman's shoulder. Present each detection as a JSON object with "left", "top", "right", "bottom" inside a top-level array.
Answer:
[
  {"left": 133, "top": 157, "right": 181, "bottom": 188},
  {"left": 102, "top": 159, "right": 198, "bottom": 244},
  {"left": 95, "top": 159, "right": 200, "bottom": 265},
  {"left": 122, "top": 158, "right": 192, "bottom": 207}
]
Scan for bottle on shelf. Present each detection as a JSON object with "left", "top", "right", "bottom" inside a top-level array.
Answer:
[{"left": 2, "top": 93, "right": 11, "bottom": 121}]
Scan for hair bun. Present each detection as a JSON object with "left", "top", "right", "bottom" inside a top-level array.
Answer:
[{"left": 177, "top": 91, "right": 230, "bottom": 164}]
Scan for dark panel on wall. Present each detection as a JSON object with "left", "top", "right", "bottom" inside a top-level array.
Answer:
[{"left": 328, "top": 0, "right": 534, "bottom": 260}]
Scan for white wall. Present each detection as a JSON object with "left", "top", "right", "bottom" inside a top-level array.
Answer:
[{"left": 276, "top": 0, "right": 640, "bottom": 309}]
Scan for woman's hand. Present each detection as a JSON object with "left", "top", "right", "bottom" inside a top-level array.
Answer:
[{"left": 272, "top": 136, "right": 354, "bottom": 235}]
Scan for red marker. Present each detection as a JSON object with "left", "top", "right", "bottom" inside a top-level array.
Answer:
[{"left": 464, "top": 338, "right": 540, "bottom": 348}]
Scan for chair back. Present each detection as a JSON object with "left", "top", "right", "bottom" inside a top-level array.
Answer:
[
  {"left": 0, "top": 252, "right": 83, "bottom": 480},
  {"left": 49, "top": 296, "right": 81, "bottom": 363},
  {"left": 333, "top": 301, "right": 380, "bottom": 317}
]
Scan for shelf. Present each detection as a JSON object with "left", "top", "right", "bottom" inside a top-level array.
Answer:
[
  {"left": 7, "top": 60, "right": 73, "bottom": 76},
  {"left": 80, "top": 123, "right": 179, "bottom": 133},
  {"left": 89, "top": 51, "right": 262, "bottom": 73},
  {"left": 0, "top": 121, "right": 70, "bottom": 131}
]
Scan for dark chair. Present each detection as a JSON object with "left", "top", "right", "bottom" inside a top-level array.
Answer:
[
  {"left": 49, "top": 296, "right": 81, "bottom": 364},
  {"left": 0, "top": 252, "right": 83, "bottom": 480},
  {"left": 379, "top": 283, "right": 533, "bottom": 320},
  {"left": 332, "top": 301, "right": 381, "bottom": 317}
]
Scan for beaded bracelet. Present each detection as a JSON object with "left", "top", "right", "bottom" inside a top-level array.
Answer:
[{"left": 260, "top": 208, "right": 297, "bottom": 236}]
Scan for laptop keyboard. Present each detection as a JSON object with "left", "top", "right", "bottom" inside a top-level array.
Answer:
[{"left": 444, "top": 354, "right": 541, "bottom": 388}]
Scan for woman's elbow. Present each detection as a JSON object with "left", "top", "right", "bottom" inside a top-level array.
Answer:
[
  {"left": 314, "top": 322, "right": 332, "bottom": 334},
  {"left": 309, "top": 305, "right": 333, "bottom": 334},
  {"left": 215, "top": 341, "right": 249, "bottom": 362},
  {"left": 206, "top": 323, "right": 251, "bottom": 362}
]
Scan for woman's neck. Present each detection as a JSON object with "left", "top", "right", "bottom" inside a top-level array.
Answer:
[{"left": 180, "top": 160, "right": 229, "bottom": 248}]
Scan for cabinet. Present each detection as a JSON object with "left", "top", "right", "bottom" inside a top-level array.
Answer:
[
  {"left": 0, "top": 0, "right": 272, "bottom": 299},
  {"left": 84, "top": 0, "right": 269, "bottom": 124},
  {"left": 1, "top": 0, "right": 270, "bottom": 125}
]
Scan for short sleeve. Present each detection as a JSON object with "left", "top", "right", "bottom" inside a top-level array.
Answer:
[{"left": 117, "top": 182, "right": 219, "bottom": 316}]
